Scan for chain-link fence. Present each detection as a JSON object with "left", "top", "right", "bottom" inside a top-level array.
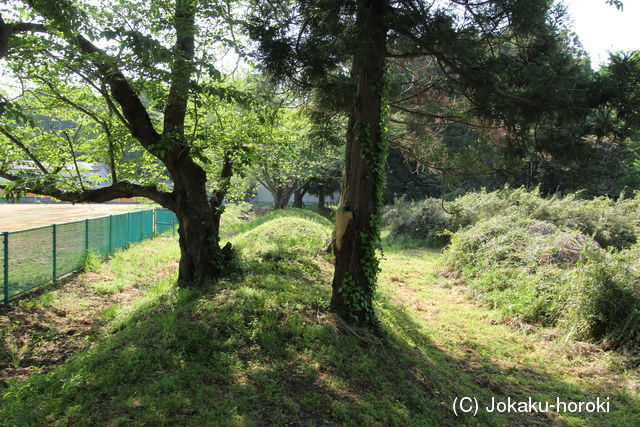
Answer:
[{"left": 1, "top": 208, "right": 178, "bottom": 302}]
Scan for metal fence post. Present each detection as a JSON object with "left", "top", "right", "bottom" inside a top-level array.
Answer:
[
  {"left": 52, "top": 224, "right": 57, "bottom": 282},
  {"left": 3, "top": 232, "right": 8, "bottom": 303},
  {"left": 85, "top": 218, "right": 89, "bottom": 253},
  {"left": 126, "top": 212, "right": 130, "bottom": 246},
  {"left": 109, "top": 215, "right": 113, "bottom": 254}
]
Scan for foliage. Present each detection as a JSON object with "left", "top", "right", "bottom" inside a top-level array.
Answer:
[
  {"left": 383, "top": 197, "right": 451, "bottom": 247},
  {"left": 80, "top": 251, "right": 101, "bottom": 273},
  {"left": 383, "top": 147, "right": 442, "bottom": 203},
  {"left": 250, "top": 103, "right": 342, "bottom": 208},
  {"left": 386, "top": 186, "right": 640, "bottom": 249},
  {"left": 446, "top": 215, "right": 594, "bottom": 324},
  {"left": 564, "top": 246, "right": 640, "bottom": 347},
  {"left": 445, "top": 213, "right": 640, "bottom": 349}
]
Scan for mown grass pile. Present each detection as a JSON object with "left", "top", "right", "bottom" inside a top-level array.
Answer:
[
  {"left": 386, "top": 187, "right": 640, "bottom": 350},
  {"left": 385, "top": 186, "right": 640, "bottom": 249}
]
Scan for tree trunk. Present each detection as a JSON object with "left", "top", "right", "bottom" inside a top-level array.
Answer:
[
  {"left": 171, "top": 158, "right": 232, "bottom": 286},
  {"left": 176, "top": 204, "right": 230, "bottom": 286},
  {"left": 293, "top": 189, "right": 305, "bottom": 208},
  {"left": 331, "top": 0, "right": 388, "bottom": 326},
  {"left": 273, "top": 189, "right": 292, "bottom": 209},
  {"left": 318, "top": 188, "right": 325, "bottom": 209}
]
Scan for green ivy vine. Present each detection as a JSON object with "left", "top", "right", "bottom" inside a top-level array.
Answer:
[{"left": 339, "top": 67, "right": 390, "bottom": 326}]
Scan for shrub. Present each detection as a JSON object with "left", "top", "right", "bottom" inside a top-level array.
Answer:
[
  {"left": 383, "top": 197, "right": 452, "bottom": 246},
  {"left": 451, "top": 187, "right": 639, "bottom": 249},
  {"left": 446, "top": 214, "right": 640, "bottom": 349},
  {"left": 446, "top": 215, "right": 596, "bottom": 325},
  {"left": 564, "top": 248, "right": 640, "bottom": 348},
  {"left": 385, "top": 187, "right": 640, "bottom": 249}
]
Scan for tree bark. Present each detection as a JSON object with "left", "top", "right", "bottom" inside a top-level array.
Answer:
[
  {"left": 273, "top": 191, "right": 290, "bottom": 209},
  {"left": 271, "top": 185, "right": 296, "bottom": 209},
  {"left": 318, "top": 188, "right": 325, "bottom": 209},
  {"left": 293, "top": 189, "right": 305, "bottom": 208},
  {"left": 169, "top": 153, "right": 233, "bottom": 286},
  {"left": 174, "top": 186, "right": 231, "bottom": 285},
  {"left": 331, "top": 0, "right": 388, "bottom": 326}
]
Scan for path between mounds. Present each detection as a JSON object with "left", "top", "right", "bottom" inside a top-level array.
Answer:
[{"left": 378, "top": 248, "right": 639, "bottom": 426}]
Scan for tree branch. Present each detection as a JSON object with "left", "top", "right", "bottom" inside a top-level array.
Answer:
[
  {"left": 0, "top": 12, "right": 163, "bottom": 154},
  {"left": 36, "top": 79, "right": 120, "bottom": 184},
  {"left": 0, "top": 127, "right": 49, "bottom": 174},
  {"left": 0, "top": 169, "right": 175, "bottom": 208},
  {"left": 163, "top": 0, "right": 196, "bottom": 143},
  {"left": 62, "top": 129, "right": 85, "bottom": 191},
  {"left": 210, "top": 151, "right": 233, "bottom": 209}
]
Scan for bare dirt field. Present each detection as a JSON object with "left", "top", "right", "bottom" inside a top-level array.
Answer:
[{"left": 0, "top": 204, "right": 146, "bottom": 232}]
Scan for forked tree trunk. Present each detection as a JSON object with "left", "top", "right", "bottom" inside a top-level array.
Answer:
[
  {"left": 331, "top": 0, "right": 388, "bottom": 326},
  {"left": 171, "top": 159, "right": 232, "bottom": 286}
]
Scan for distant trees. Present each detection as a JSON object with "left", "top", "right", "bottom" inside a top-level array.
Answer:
[
  {"left": 249, "top": 103, "right": 343, "bottom": 209},
  {"left": 388, "top": 48, "right": 640, "bottom": 198}
]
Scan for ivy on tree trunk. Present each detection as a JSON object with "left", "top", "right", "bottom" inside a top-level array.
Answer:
[{"left": 331, "top": 0, "right": 389, "bottom": 326}]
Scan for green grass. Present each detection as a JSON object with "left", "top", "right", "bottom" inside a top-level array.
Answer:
[
  {"left": 1, "top": 208, "right": 638, "bottom": 425},
  {"left": 2, "top": 209, "right": 163, "bottom": 299}
]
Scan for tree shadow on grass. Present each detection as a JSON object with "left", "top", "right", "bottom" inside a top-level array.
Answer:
[{"left": 1, "top": 239, "right": 638, "bottom": 426}]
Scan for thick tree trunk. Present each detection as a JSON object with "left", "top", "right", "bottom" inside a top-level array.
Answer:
[
  {"left": 331, "top": 0, "right": 388, "bottom": 326},
  {"left": 171, "top": 158, "right": 231, "bottom": 286},
  {"left": 293, "top": 189, "right": 305, "bottom": 208},
  {"left": 273, "top": 190, "right": 292, "bottom": 209},
  {"left": 176, "top": 204, "right": 229, "bottom": 286}
]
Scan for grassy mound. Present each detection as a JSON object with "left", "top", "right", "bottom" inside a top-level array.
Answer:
[
  {"left": 385, "top": 187, "right": 640, "bottom": 249},
  {"left": 1, "top": 208, "right": 637, "bottom": 425},
  {"left": 234, "top": 212, "right": 332, "bottom": 261},
  {"left": 446, "top": 215, "right": 640, "bottom": 349}
]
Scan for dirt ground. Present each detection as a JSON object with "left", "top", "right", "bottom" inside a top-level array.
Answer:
[
  {"left": 0, "top": 239, "right": 179, "bottom": 384},
  {"left": 0, "top": 204, "right": 147, "bottom": 232}
]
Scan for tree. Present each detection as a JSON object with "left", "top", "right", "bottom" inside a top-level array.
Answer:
[
  {"left": 251, "top": 102, "right": 343, "bottom": 209},
  {"left": 0, "top": 0, "right": 248, "bottom": 285},
  {"left": 303, "top": 105, "right": 347, "bottom": 208},
  {"left": 250, "top": 0, "right": 603, "bottom": 326}
]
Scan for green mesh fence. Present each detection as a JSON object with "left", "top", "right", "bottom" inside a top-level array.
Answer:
[
  {"left": 56, "top": 221, "right": 86, "bottom": 277},
  {"left": 1, "top": 208, "right": 178, "bottom": 302},
  {"left": 88, "top": 216, "right": 110, "bottom": 257},
  {"left": 7, "top": 226, "right": 53, "bottom": 298},
  {"left": 156, "top": 209, "right": 178, "bottom": 234}
]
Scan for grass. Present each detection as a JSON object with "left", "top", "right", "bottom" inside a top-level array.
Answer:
[
  {"left": 0, "top": 208, "right": 638, "bottom": 425},
  {"left": 2, "top": 208, "right": 164, "bottom": 299}
]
